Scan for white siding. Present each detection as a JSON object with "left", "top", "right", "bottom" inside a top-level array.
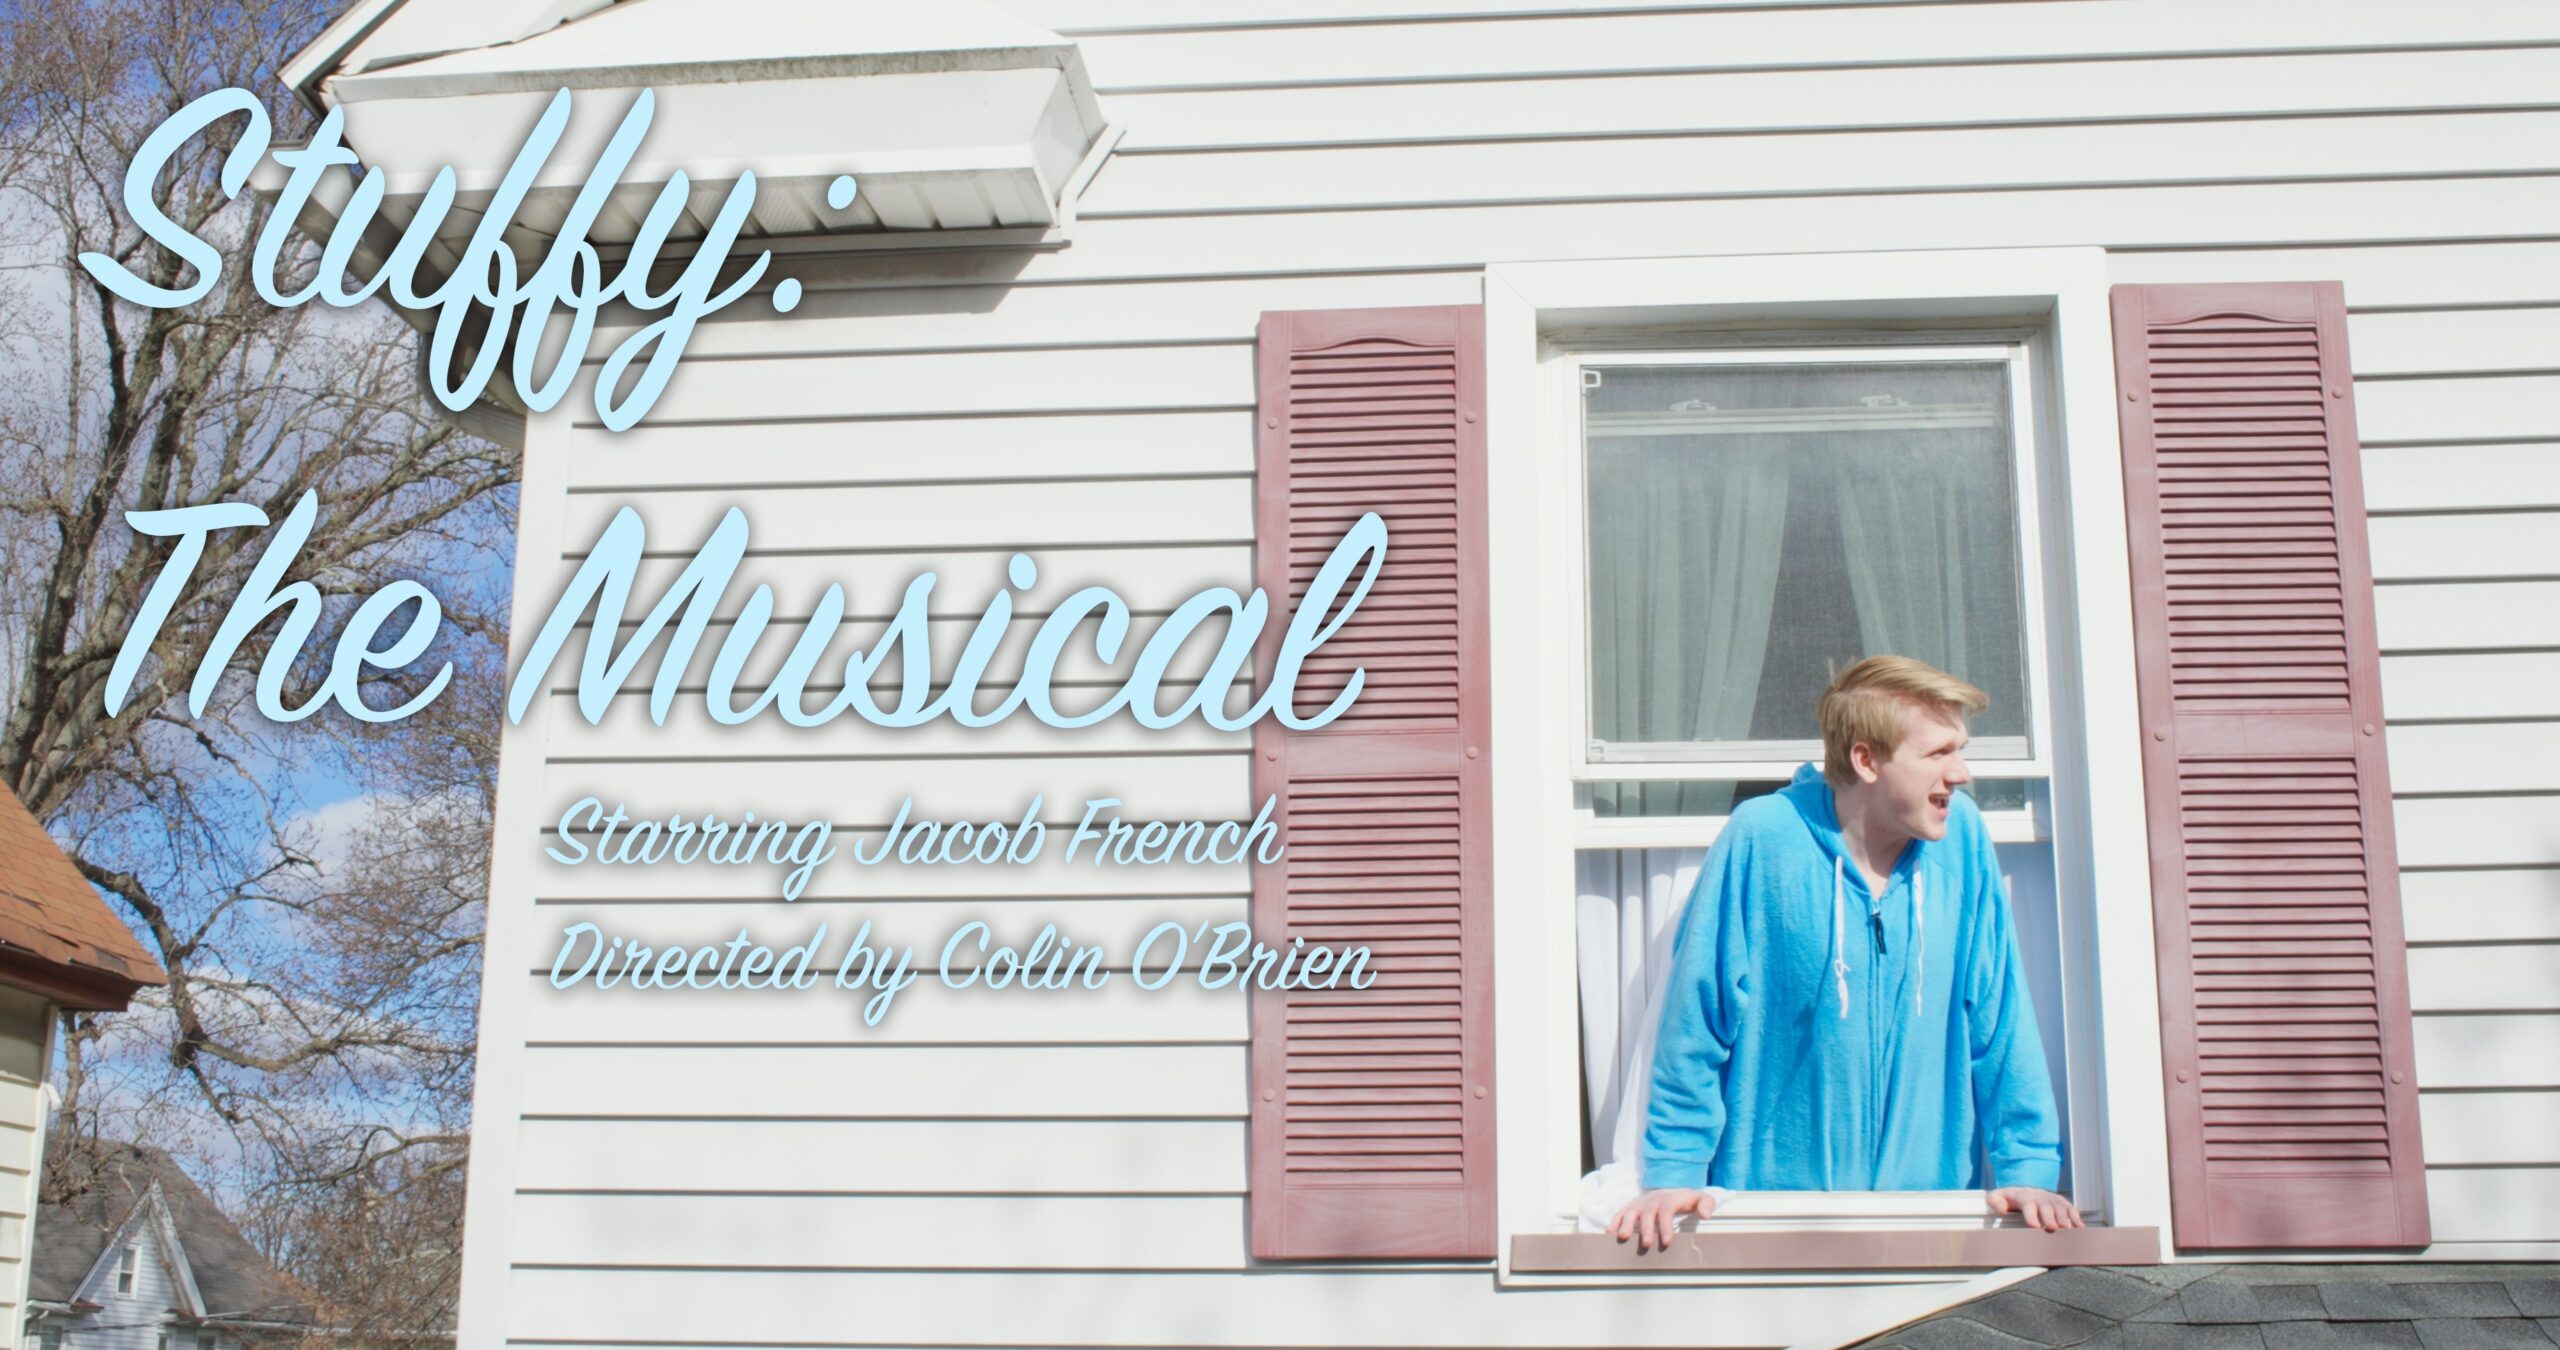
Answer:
[
  {"left": 0, "top": 988, "right": 44, "bottom": 1349},
  {"left": 464, "top": 1, "right": 2560, "bottom": 1344}
]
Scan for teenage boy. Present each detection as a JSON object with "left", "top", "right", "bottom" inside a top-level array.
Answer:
[{"left": 1609, "top": 656, "right": 2079, "bottom": 1251}]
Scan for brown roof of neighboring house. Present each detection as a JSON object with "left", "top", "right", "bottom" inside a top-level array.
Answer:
[{"left": 0, "top": 784, "right": 164, "bottom": 1009}]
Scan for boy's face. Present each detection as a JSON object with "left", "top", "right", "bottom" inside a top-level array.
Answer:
[{"left": 1854, "top": 701, "right": 1973, "bottom": 842}]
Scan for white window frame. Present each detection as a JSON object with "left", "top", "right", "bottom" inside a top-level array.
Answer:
[
  {"left": 1481, "top": 248, "right": 2173, "bottom": 1284},
  {"left": 117, "top": 1244, "right": 138, "bottom": 1296},
  {"left": 1563, "top": 338, "right": 2058, "bottom": 849}
]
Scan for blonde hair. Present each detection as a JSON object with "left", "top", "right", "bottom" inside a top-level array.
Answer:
[{"left": 1818, "top": 656, "right": 1989, "bottom": 787}]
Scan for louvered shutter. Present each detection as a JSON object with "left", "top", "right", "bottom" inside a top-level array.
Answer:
[
  {"left": 1248, "top": 305, "right": 1494, "bottom": 1259},
  {"left": 2112, "top": 282, "right": 2430, "bottom": 1250}
]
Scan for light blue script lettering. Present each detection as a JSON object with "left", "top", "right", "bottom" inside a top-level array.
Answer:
[
  {"left": 506, "top": 508, "right": 1390, "bottom": 732},
  {"left": 77, "top": 85, "right": 808, "bottom": 430},
  {"left": 106, "top": 493, "right": 450, "bottom": 722}
]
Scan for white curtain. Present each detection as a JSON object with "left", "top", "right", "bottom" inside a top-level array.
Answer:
[
  {"left": 1834, "top": 440, "right": 2018, "bottom": 703},
  {"left": 1572, "top": 846, "right": 1707, "bottom": 1229},
  {"left": 1585, "top": 439, "right": 1791, "bottom": 815}
]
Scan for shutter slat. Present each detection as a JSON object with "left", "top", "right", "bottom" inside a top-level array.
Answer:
[
  {"left": 2114, "top": 281, "right": 2430, "bottom": 1251},
  {"left": 1250, "top": 306, "right": 1493, "bottom": 1260}
]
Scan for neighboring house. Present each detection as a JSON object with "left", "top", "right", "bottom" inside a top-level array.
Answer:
[
  {"left": 272, "top": 1, "right": 2560, "bottom": 1347},
  {"left": 24, "top": 1144, "right": 310, "bottom": 1350},
  {"left": 0, "top": 788, "right": 165, "bottom": 1348}
]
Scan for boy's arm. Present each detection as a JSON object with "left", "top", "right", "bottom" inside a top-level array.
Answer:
[
  {"left": 1639, "top": 835, "right": 1748, "bottom": 1190},
  {"left": 1963, "top": 827, "right": 2065, "bottom": 1192}
]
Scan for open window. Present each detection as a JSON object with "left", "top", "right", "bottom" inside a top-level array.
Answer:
[
  {"left": 1564, "top": 334, "right": 2086, "bottom": 1226},
  {"left": 1475, "top": 250, "right": 2176, "bottom": 1277}
]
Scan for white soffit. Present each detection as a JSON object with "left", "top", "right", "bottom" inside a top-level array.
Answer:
[{"left": 297, "top": 0, "right": 1113, "bottom": 240}]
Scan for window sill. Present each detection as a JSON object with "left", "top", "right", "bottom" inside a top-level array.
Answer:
[{"left": 1510, "top": 1225, "right": 2159, "bottom": 1272}]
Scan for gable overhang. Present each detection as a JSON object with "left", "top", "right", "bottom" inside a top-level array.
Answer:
[{"left": 0, "top": 945, "right": 152, "bottom": 1012}]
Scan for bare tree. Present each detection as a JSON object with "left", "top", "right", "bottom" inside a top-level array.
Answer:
[{"left": 2, "top": 0, "right": 513, "bottom": 1336}]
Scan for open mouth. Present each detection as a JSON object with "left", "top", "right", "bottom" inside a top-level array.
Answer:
[{"left": 1927, "top": 791, "right": 1951, "bottom": 813}]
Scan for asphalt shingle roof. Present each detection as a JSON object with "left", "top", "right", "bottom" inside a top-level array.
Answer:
[
  {"left": 1854, "top": 1263, "right": 2560, "bottom": 1349},
  {"left": 0, "top": 783, "right": 163, "bottom": 1000},
  {"left": 31, "top": 1143, "right": 312, "bottom": 1326}
]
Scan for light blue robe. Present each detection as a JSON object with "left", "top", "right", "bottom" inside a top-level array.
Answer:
[{"left": 1639, "top": 763, "right": 2064, "bottom": 1193}]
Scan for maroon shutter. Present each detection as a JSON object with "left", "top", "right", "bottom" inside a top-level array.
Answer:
[
  {"left": 2113, "top": 282, "right": 2430, "bottom": 1250},
  {"left": 1248, "top": 305, "right": 1494, "bottom": 1259}
]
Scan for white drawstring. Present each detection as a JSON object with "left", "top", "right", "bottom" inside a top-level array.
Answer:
[
  {"left": 1912, "top": 870, "right": 1925, "bottom": 1018},
  {"left": 1832, "top": 855, "right": 1851, "bottom": 1020}
]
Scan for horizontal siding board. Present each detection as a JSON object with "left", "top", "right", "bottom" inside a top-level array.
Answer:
[
  {"left": 606, "top": 275, "right": 1484, "bottom": 363},
  {"left": 2411, "top": 1013, "right": 2560, "bottom": 1089},
  {"left": 2363, "top": 446, "right": 2560, "bottom": 515},
  {"left": 594, "top": 345, "right": 1254, "bottom": 426},
  {"left": 515, "top": 1045, "right": 1246, "bottom": 1118},
  {"left": 1079, "top": 112, "right": 2560, "bottom": 215},
  {"left": 520, "top": 971, "right": 1246, "bottom": 1047},
  {"left": 2399, "top": 868, "right": 2560, "bottom": 944},
  {"left": 0, "top": 1089, "right": 38, "bottom": 1134},
  {"left": 2422, "top": 1167, "right": 2560, "bottom": 1244},
  {"left": 2376, "top": 582, "right": 2560, "bottom": 652},
  {"left": 2349, "top": 308, "right": 2560, "bottom": 379},
  {"left": 1062, "top": 1, "right": 2560, "bottom": 90},
  {"left": 2356, "top": 374, "right": 2560, "bottom": 446},
  {"left": 2380, "top": 653, "right": 2560, "bottom": 721},
  {"left": 2111, "top": 240, "right": 2560, "bottom": 310},
  {"left": 558, "top": 478, "right": 1251, "bottom": 554},
  {"left": 2388, "top": 724, "right": 2560, "bottom": 793},
  {"left": 2393, "top": 797, "right": 2560, "bottom": 868},
  {"left": 2405, "top": 944, "right": 2560, "bottom": 1013},
  {"left": 513, "top": 1119, "right": 1245, "bottom": 1194},
  {"left": 998, "top": 0, "right": 2032, "bottom": 30},
  {"left": 512, "top": 1194, "right": 1250, "bottom": 1269},
  {"left": 499, "top": 1269, "right": 1981, "bottom": 1346},
  {"left": 2368, "top": 511, "right": 2560, "bottom": 582},
  {"left": 561, "top": 410, "right": 1259, "bottom": 490},
  {"left": 781, "top": 179, "right": 2560, "bottom": 293},
  {"left": 2419, "top": 1091, "right": 2560, "bottom": 1166},
  {"left": 1094, "top": 48, "right": 2560, "bottom": 151}
]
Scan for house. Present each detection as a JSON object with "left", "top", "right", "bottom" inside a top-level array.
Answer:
[
  {"left": 273, "top": 1, "right": 2560, "bottom": 1345},
  {"left": 23, "top": 1144, "right": 310, "bottom": 1350},
  {"left": 0, "top": 788, "right": 166, "bottom": 1348}
]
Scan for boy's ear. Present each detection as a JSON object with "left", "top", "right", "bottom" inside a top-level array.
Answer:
[{"left": 1848, "top": 739, "right": 1883, "bottom": 784}]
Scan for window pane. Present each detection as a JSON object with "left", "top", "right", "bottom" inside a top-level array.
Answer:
[
  {"left": 1585, "top": 360, "right": 2029, "bottom": 755},
  {"left": 1589, "top": 779, "right": 1785, "bottom": 817}
]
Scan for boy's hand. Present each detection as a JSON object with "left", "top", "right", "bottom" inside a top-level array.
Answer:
[
  {"left": 1608, "top": 1187, "right": 1717, "bottom": 1252},
  {"left": 1989, "top": 1186, "right": 2083, "bottom": 1232}
]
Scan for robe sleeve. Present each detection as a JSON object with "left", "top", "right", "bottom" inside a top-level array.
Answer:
[
  {"left": 1961, "top": 821, "right": 2065, "bottom": 1192},
  {"left": 1638, "top": 825, "right": 1753, "bottom": 1191}
]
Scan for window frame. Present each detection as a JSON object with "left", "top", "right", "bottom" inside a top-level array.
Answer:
[
  {"left": 1481, "top": 248, "right": 2174, "bottom": 1283},
  {"left": 117, "top": 1243, "right": 138, "bottom": 1296}
]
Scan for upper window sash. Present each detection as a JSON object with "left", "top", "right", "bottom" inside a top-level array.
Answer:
[{"left": 1561, "top": 339, "right": 2059, "bottom": 785}]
